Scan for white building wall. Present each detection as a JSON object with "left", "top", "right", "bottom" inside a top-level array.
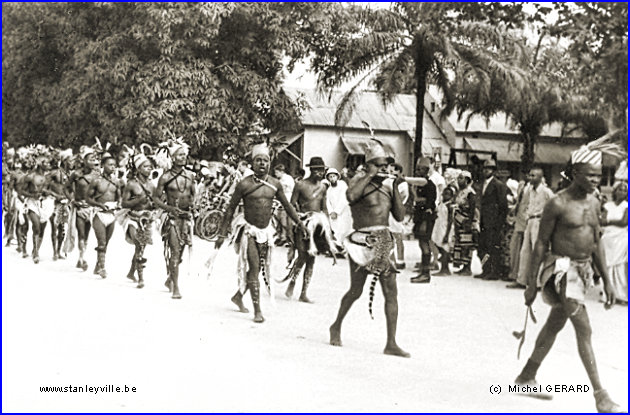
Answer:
[{"left": 302, "top": 127, "right": 413, "bottom": 175}]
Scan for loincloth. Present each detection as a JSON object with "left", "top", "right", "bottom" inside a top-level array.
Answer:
[
  {"left": 14, "top": 193, "right": 27, "bottom": 225},
  {"left": 93, "top": 202, "right": 118, "bottom": 227},
  {"left": 343, "top": 226, "right": 396, "bottom": 276},
  {"left": 118, "top": 209, "right": 155, "bottom": 245},
  {"left": 75, "top": 205, "right": 95, "bottom": 222},
  {"left": 231, "top": 214, "right": 275, "bottom": 297},
  {"left": 295, "top": 211, "right": 338, "bottom": 256},
  {"left": 161, "top": 211, "right": 193, "bottom": 247},
  {"left": 25, "top": 197, "right": 55, "bottom": 222},
  {"left": 53, "top": 200, "right": 71, "bottom": 226},
  {"left": 539, "top": 253, "right": 594, "bottom": 313}
]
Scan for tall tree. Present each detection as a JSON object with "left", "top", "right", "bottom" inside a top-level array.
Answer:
[
  {"left": 454, "top": 40, "right": 585, "bottom": 172},
  {"left": 2, "top": 2, "right": 313, "bottom": 156},
  {"left": 549, "top": 2, "right": 627, "bottom": 132},
  {"left": 306, "top": 2, "right": 530, "bottom": 166}
]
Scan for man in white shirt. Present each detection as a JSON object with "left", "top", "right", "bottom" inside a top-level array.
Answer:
[
  {"left": 325, "top": 168, "right": 351, "bottom": 252},
  {"left": 427, "top": 158, "right": 446, "bottom": 270},
  {"left": 514, "top": 167, "right": 555, "bottom": 287},
  {"left": 389, "top": 163, "right": 409, "bottom": 269},
  {"left": 273, "top": 164, "right": 295, "bottom": 245}
]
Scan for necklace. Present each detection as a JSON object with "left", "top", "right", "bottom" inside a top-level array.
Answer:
[{"left": 173, "top": 168, "right": 187, "bottom": 193}]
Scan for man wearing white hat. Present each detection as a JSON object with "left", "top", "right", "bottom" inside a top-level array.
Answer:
[
  {"left": 216, "top": 143, "right": 306, "bottom": 323},
  {"left": 120, "top": 153, "right": 158, "bottom": 289},
  {"left": 154, "top": 139, "right": 195, "bottom": 299},
  {"left": 329, "top": 138, "right": 410, "bottom": 357},
  {"left": 325, "top": 167, "right": 351, "bottom": 252},
  {"left": 516, "top": 145, "right": 622, "bottom": 412}
]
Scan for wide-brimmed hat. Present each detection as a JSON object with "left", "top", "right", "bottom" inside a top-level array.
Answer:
[
  {"left": 306, "top": 156, "right": 326, "bottom": 168},
  {"left": 326, "top": 167, "right": 340, "bottom": 178}
]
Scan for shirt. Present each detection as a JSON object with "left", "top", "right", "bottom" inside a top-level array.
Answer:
[
  {"left": 525, "top": 183, "right": 554, "bottom": 218},
  {"left": 429, "top": 170, "right": 446, "bottom": 206},
  {"left": 278, "top": 172, "right": 295, "bottom": 200}
]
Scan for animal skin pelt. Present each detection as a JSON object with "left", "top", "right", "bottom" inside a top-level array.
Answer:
[{"left": 302, "top": 211, "right": 339, "bottom": 258}]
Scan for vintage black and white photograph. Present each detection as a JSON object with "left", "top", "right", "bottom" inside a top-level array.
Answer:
[{"left": 2, "top": 2, "right": 628, "bottom": 412}]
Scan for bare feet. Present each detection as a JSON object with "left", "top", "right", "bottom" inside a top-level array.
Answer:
[
  {"left": 33, "top": 255, "right": 39, "bottom": 264},
  {"left": 383, "top": 344, "right": 411, "bottom": 358},
  {"left": 595, "top": 389, "right": 624, "bottom": 413},
  {"left": 299, "top": 294, "right": 313, "bottom": 304},
  {"left": 231, "top": 293, "right": 249, "bottom": 313},
  {"left": 253, "top": 312, "right": 265, "bottom": 323},
  {"left": 329, "top": 325, "right": 342, "bottom": 346},
  {"left": 126, "top": 272, "right": 137, "bottom": 282},
  {"left": 137, "top": 281, "right": 144, "bottom": 289},
  {"left": 81, "top": 260, "right": 88, "bottom": 271},
  {"left": 172, "top": 291, "right": 182, "bottom": 299},
  {"left": 164, "top": 278, "right": 172, "bottom": 292},
  {"left": 285, "top": 283, "right": 295, "bottom": 299},
  {"left": 98, "top": 269, "right": 107, "bottom": 279}
]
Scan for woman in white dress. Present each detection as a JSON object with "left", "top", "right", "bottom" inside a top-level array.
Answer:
[{"left": 601, "top": 181, "right": 628, "bottom": 304}]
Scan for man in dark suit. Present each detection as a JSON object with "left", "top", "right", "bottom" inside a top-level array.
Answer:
[{"left": 478, "top": 159, "right": 509, "bottom": 280}]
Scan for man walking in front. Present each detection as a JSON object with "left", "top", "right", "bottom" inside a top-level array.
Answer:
[
  {"left": 514, "top": 147, "right": 622, "bottom": 412},
  {"left": 329, "top": 139, "right": 409, "bottom": 357}
]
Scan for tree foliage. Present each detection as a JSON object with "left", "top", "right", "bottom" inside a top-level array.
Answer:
[
  {"left": 304, "top": 2, "right": 531, "bottom": 166},
  {"left": 2, "top": 2, "right": 315, "bottom": 157},
  {"left": 548, "top": 2, "right": 628, "bottom": 131}
]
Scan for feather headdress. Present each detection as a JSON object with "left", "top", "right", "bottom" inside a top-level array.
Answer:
[
  {"left": 571, "top": 129, "right": 626, "bottom": 166},
  {"left": 155, "top": 136, "right": 190, "bottom": 170}
]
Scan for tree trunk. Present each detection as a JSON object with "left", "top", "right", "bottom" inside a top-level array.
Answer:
[
  {"left": 413, "top": 50, "right": 431, "bottom": 170},
  {"left": 520, "top": 131, "right": 536, "bottom": 174}
]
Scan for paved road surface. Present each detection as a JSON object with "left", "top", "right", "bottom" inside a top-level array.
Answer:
[{"left": 2, "top": 225, "right": 627, "bottom": 412}]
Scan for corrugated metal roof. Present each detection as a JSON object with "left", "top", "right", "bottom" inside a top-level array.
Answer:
[
  {"left": 284, "top": 88, "right": 455, "bottom": 142},
  {"left": 449, "top": 112, "right": 586, "bottom": 139},
  {"left": 462, "top": 137, "right": 613, "bottom": 165}
]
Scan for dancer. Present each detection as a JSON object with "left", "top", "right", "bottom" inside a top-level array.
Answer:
[
  {"left": 17, "top": 152, "right": 55, "bottom": 264},
  {"left": 155, "top": 139, "right": 195, "bottom": 299},
  {"left": 11, "top": 155, "right": 30, "bottom": 256},
  {"left": 47, "top": 149, "right": 73, "bottom": 260},
  {"left": 67, "top": 147, "right": 100, "bottom": 271},
  {"left": 215, "top": 143, "right": 306, "bottom": 323},
  {"left": 120, "top": 153, "right": 157, "bottom": 289},
  {"left": 516, "top": 145, "right": 622, "bottom": 412},
  {"left": 329, "top": 139, "right": 409, "bottom": 357},
  {"left": 284, "top": 156, "right": 336, "bottom": 303},
  {"left": 86, "top": 153, "right": 121, "bottom": 278}
]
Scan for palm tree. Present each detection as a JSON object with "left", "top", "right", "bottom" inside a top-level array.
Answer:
[
  {"left": 453, "top": 37, "right": 592, "bottom": 172},
  {"left": 307, "top": 2, "right": 529, "bottom": 167}
]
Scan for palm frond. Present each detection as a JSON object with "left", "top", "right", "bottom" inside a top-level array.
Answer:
[
  {"left": 372, "top": 49, "right": 414, "bottom": 104},
  {"left": 333, "top": 64, "right": 383, "bottom": 128}
]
